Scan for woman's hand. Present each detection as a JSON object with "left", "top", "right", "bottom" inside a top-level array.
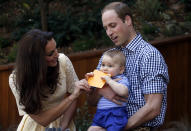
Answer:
[{"left": 70, "top": 79, "right": 90, "bottom": 99}]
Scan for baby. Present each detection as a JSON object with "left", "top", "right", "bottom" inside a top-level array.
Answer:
[{"left": 88, "top": 49, "right": 130, "bottom": 131}]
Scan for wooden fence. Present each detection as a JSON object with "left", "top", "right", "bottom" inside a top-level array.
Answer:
[{"left": 0, "top": 34, "right": 191, "bottom": 130}]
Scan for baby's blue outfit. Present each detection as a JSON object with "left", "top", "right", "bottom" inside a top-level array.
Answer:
[{"left": 92, "top": 74, "right": 130, "bottom": 131}]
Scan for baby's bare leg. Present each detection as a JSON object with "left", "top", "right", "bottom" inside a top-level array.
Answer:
[{"left": 87, "top": 126, "right": 106, "bottom": 131}]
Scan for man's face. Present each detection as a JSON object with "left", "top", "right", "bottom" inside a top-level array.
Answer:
[{"left": 102, "top": 10, "right": 129, "bottom": 47}]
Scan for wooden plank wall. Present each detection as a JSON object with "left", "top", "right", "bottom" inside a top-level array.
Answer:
[
  {"left": 152, "top": 35, "right": 191, "bottom": 123},
  {"left": 0, "top": 35, "right": 191, "bottom": 129},
  {"left": 0, "top": 65, "right": 21, "bottom": 129}
]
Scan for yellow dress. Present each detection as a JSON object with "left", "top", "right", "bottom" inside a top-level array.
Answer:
[{"left": 9, "top": 53, "right": 78, "bottom": 131}]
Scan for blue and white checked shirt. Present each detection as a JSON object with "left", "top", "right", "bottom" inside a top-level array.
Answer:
[{"left": 97, "top": 34, "right": 169, "bottom": 127}]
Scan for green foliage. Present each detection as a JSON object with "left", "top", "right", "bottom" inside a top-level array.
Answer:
[
  {"left": 74, "top": 102, "right": 93, "bottom": 131},
  {"left": 48, "top": 11, "right": 81, "bottom": 47},
  {"left": 11, "top": 8, "right": 41, "bottom": 41},
  {"left": 0, "top": 0, "right": 7, "bottom": 4},
  {"left": 72, "top": 37, "right": 97, "bottom": 52},
  {"left": 0, "top": 14, "right": 9, "bottom": 27},
  {"left": 72, "top": 33, "right": 112, "bottom": 52},
  {"left": 179, "top": 21, "right": 191, "bottom": 33},
  {"left": 0, "top": 13, "right": 14, "bottom": 32},
  {"left": 162, "top": 22, "right": 184, "bottom": 37},
  {"left": 160, "top": 12, "right": 171, "bottom": 21},
  {"left": 181, "top": 0, "right": 191, "bottom": 11},
  {"left": 9, "top": 0, "right": 134, "bottom": 49},
  {"left": 0, "top": 37, "right": 10, "bottom": 48},
  {"left": 140, "top": 22, "right": 159, "bottom": 41},
  {"left": 0, "top": 48, "right": 8, "bottom": 64},
  {"left": 48, "top": 0, "right": 118, "bottom": 48},
  {"left": 1, "top": 0, "right": 191, "bottom": 64},
  {"left": 134, "top": 0, "right": 162, "bottom": 21},
  {"left": 185, "top": 12, "right": 191, "bottom": 21},
  {"left": 142, "top": 22, "right": 158, "bottom": 35},
  {"left": 7, "top": 43, "right": 17, "bottom": 63}
]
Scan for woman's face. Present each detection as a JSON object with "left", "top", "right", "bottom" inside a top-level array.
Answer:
[{"left": 45, "top": 38, "right": 59, "bottom": 67}]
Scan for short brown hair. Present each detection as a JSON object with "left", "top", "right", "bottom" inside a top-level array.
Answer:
[
  {"left": 101, "top": 2, "right": 133, "bottom": 22},
  {"left": 103, "top": 49, "right": 126, "bottom": 67}
]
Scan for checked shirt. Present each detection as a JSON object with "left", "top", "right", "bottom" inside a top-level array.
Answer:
[{"left": 97, "top": 34, "right": 169, "bottom": 127}]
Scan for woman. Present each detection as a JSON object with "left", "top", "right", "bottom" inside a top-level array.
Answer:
[{"left": 9, "top": 29, "right": 90, "bottom": 131}]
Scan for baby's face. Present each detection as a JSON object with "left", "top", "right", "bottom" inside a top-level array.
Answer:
[{"left": 100, "top": 55, "right": 122, "bottom": 77}]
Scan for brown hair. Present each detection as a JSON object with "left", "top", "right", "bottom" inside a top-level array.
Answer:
[
  {"left": 101, "top": 2, "right": 133, "bottom": 23},
  {"left": 103, "top": 49, "right": 126, "bottom": 67},
  {"left": 15, "top": 29, "right": 59, "bottom": 114}
]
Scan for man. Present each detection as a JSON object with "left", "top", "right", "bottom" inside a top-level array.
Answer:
[{"left": 87, "top": 2, "right": 169, "bottom": 131}]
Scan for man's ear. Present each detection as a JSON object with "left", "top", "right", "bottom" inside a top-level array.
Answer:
[{"left": 124, "top": 15, "right": 132, "bottom": 26}]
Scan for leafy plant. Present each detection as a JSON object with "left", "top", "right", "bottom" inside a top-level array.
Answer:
[
  {"left": 71, "top": 33, "right": 112, "bottom": 52},
  {"left": 179, "top": 21, "right": 191, "bottom": 33},
  {"left": 0, "top": 37, "right": 10, "bottom": 48},
  {"left": 0, "top": 13, "right": 14, "bottom": 32},
  {"left": 139, "top": 22, "right": 159, "bottom": 41},
  {"left": 0, "top": 0, "right": 191, "bottom": 64},
  {"left": 9, "top": 0, "right": 131, "bottom": 49},
  {"left": 181, "top": 0, "right": 191, "bottom": 11},
  {"left": 74, "top": 102, "right": 93, "bottom": 131},
  {"left": 185, "top": 12, "right": 191, "bottom": 21},
  {"left": 134, "top": 0, "right": 162, "bottom": 21},
  {"left": 162, "top": 22, "right": 184, "bottom": 37},
  {"left": 72, "top": 37, "right": 97, "bottom": 52},
  {"left": 7, "top": 43, "right": 18, "bottom": 63},
  {"left": 142, "top": 22, "right": 158, "bottom": 35},
  {"left": 11, "top": 7, "right": 41, "bottom": 41},
  {"left": 48, "top": 11, "right": 81, "bottom": 47},
  {"left": 0, "top": 14, "right": 9, "bottom": 27}
]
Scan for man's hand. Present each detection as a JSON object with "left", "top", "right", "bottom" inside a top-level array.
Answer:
[{"left": 98, "top": 85, "right": 127, "bottom": 105}]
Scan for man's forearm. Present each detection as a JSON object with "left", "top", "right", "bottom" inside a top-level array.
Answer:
[
  {"left": 125, "top": 94, "right": 163, "bottom": 130},
  {"left": 125, "top": 103, "right": 154, "bottom": 129}
]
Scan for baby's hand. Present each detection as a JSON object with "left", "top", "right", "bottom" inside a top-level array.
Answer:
[
  {"left": 113, "top": 78, "right": 121, "bottom": 82},
  {"left": 85, "top": 72, "right": 94, "bottom": 80},
  {"left": 101, "top": 75, "right": 111, "bottom": 82}
]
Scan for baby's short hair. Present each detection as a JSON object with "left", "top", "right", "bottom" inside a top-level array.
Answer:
[{"left": 103, "top": 49, "right": 126, "bottom": 67}]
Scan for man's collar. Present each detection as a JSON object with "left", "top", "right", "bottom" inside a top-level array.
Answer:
[{"left": 117, "top": 34, "right": 142, "bottom": 52}]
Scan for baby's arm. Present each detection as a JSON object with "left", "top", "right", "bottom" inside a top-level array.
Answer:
[{"left": 102, "top": 76, "right": 128, "bottom": 97}]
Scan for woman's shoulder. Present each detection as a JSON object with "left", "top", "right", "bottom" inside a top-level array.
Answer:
[
  {"left": 58, "top": 53, "right": 69, "bottom": 63},
  {"left": 9, "top": 71, "right": 16, "bottom": 86},
  {"left": 58, "top": 53, "right": 72, "bottom": 68},
  {"left": 58, "top": 53, "right": 66, "bottom": 59}
]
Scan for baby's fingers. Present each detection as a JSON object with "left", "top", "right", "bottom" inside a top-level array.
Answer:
[
  {"left": 85, "top": 72, "right": 94, "bottom": 80},
  {"left": 113, "top": 78, "right": 121, "bottom": 82},
  {"left": 112, "top": 98, "right": 122, "bottom": 105}
]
